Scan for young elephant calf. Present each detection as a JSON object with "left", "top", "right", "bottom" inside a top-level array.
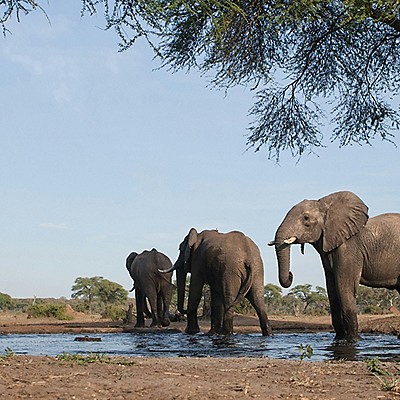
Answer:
[{"left": 126, "top": 248, "right": 173, "bottom": 328}]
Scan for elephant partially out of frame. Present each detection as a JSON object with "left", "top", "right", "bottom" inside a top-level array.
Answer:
[
  {"left": 163, "top": 228, "right": 272, "bottom": 336},
  {"left": 269, "top": 190, "right": 400, "bottom": 341},
  {"left": 126, "top": 249, "right": 173, "bottom": 328}
]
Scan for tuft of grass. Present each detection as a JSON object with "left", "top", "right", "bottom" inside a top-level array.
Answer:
[
  {"left": 56, "top": 352, "right": 136, "bottom": 366},
  {"left": 298, "top": 343, "right": 313, "bottom": 362},
  {"left": 366, "top": 357, "right": 400, "bottom": 392},
  {"left": 0, "top": 347, "right": 15, "bottom": 362}
]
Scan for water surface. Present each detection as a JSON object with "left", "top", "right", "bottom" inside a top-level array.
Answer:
[{"left": 0, "top": 332, "right": 398, "bottom": 361}]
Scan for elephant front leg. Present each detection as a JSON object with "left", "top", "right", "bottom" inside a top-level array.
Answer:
[
  {"left": 326, "top": 269, "right": 360, "bottom": 341},
  {"left": 336, "top": 280, "right": 360, "bottom": 341},
  {"left": 185, "top": 282, "right": 203, "bottom": 334},
  {"left": 325, "top": 271, "right": 346, "bottom": 339}
]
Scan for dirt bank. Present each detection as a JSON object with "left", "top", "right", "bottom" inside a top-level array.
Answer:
[
  {"left": 1, "top": 313, "right": 399, "bottom": 399},
  {"left": 2, "top": 312, "right": 399, "bottom": 335}
]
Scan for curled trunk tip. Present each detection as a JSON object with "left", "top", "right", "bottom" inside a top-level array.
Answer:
[{"left": 279, "top": 271, "right": 293, "bottom": 288}]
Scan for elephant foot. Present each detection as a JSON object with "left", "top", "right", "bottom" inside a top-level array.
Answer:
[
  {"left": 334, "top": 334, "right": 360, "bottom": 344},
  {"left": 206, "top": 329, "right": 216, "bottom": 336},
  {"left": 261, "top": 325, "right": 273, "bottom": 336},
  {"left": 218, "top": 328, "right": 234, "bottom": 336},
  {"left": 134, "top": 323, "right": 145, "bottom": 328},
  {"left": 161, "top": 319, "right": 170, "bottom": 327},
  {"left": 185, "top": 326, "right": 200, "bottom": 335},
  {"left": 334, "top": 328, "right": 361, "bottom": 342}
]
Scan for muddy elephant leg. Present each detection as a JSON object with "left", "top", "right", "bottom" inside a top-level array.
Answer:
[
  {"left": 144, "top": 299, "right": 152, "bottom": 319},
  {"left": 209, "top": 289, "right": 223, "bottom": 335},
  {"left": 246, "top": 288, "right": 272, "bottom": 336},
  {"left": 185, "top": 280, "right": 203, "bottom": 334},
  {"left": 135, "top": 289, "right": 146, "bottom": 328},
  {"left": 156, "top": 293, "right": 163, "bottom": 325},
  {"left": 220, "top": 289, "right": 238, "bottom": 335},
  {"left": 335, "top": 274, "right": 360, "bottom": 341},
  {"left": 161, "top": 288, "right": 172, "bottom": 327},
  {"left": 146, "top": 288, "right": 161, "bottom": 327},
  {"left": 325, "top": 271, "right": 346, "bottom": 339}
]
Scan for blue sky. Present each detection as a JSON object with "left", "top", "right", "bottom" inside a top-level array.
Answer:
[{"left": 1, "top": 3, "right": 399, "bottom": 298}]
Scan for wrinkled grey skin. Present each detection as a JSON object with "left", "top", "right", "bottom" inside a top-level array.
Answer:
[
  {"left": 270, "top": 191, "right": 400, "bottom": 341},
  {"left": 126, "top": 249, "right": 173, "bottom": 328},
  {"left": 166, "top": 228, "right": 272, "bottom": 336}
]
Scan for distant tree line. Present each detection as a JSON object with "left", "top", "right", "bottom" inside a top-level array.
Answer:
[
  {"left": 1, "top": 279, "right": 399, "bottom": 321},
  {"left": 0, "top": 276, "right": 129, "bottom": 321},
  {"left": 172, "top": 280, "right": 400, "bottom": 317}
]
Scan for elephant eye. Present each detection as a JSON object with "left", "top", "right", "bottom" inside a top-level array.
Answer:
[{"left": 303, "top": 214, "right": 310, "bottom": 225}]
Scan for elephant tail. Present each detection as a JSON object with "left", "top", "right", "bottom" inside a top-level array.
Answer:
[
  {"left": 238, "top": 263, "right": 253, "bottom": 300},
  {"left": 227, "top": 263, "right": 253, "bottom": 313}
]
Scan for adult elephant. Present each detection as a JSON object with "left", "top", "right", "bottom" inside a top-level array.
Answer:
[
  {"left": 269, "top": 190, "right": 400, "bottom": 341},
  {"left": 126, "top": 249, "right": 173, "bottom": 328},
  {"left": 164, "top": 228, "right": 272, "bottom": 336}
]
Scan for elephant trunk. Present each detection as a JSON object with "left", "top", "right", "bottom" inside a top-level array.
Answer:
[
  {"left": 176, "top": 267, "right": 187, "bottom": 314},
  {"left": 276, "top": 243, "right": 293, "bottom": 288}
]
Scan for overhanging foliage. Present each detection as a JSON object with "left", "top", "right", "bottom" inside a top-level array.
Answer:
[{"left": 3, "top": 1, "right": 400, "bottom": 160}]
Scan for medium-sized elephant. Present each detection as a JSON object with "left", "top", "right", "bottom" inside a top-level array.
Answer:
[
  {"left": 269, "top": 190, "right": 400, "bottom": 341},
  {"left": 126, "top": 248, "right": 174, "bottom": 328},
  {"left": 163, "top": 228, "right": 272, "bottom": 336}
]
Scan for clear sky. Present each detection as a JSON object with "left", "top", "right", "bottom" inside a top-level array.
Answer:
[{"left": 1, "top": 2, "right": 399, "bottom": 299}]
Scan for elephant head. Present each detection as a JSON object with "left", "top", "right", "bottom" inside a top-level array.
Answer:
[
  {"left": 269, "top": 191, "right": 369, "bottom": 288},
  {"left": 162, "top": 228, "right": 198, "bottom": 313}
]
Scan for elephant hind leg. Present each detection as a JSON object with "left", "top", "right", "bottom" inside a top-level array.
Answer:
[
  {"left": 158, "top": 292, "right": 171, "bottom": 327},
  {"left": 146, "top": 289, "right": 161, "bottom": 327},
  {"left": 135, "top": 290, "right": 146, "bottom": 328},
  {"left": 209, "top": 290, "right": 223, "bottom": 335},
  {"left": 246, "top": 289, "right": 272, "bottom": 336},
  {"left": 220, "top": 296, "right": 237, "bottom": 336}
]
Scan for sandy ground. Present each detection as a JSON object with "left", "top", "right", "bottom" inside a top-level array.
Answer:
[{"left": 1, "top": 312, "right": 400, "bottom": 399}]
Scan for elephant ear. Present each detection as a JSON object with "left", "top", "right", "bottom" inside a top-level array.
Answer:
[
  {"left": 126, "top": 252, "right": 138, "bottom": 271},
  {"left": 184, "top": 228, "right": 198, "bottom": 265},
  {"left": 318, "top": 191, "right": 369, "bottom": 252}
]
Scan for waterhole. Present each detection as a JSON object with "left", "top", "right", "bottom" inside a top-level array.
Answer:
[{"left": 1, "top": 332, "right": 398, "bottom": 361}]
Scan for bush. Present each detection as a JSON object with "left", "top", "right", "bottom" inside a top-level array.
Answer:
[
  {"left": 74, "top": 302, "right": 90, "bottom": 313},
  {"left": 0, "top": 292, "right": 15, "bottom": 311},
  {"left": 363, "top": 305, "right": 382, "bottom": 315},
  {"left": 102, "top": 305, "right": 126, "bottom": 321},
  {"left": 27, "top": 303, "right": 73, "bottom": 320}
]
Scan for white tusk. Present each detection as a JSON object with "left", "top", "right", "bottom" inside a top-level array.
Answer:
[{"left": 283, "top": 237, "right": 297, "bottom": 245}]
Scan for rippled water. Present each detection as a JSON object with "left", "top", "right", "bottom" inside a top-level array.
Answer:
[{"left": 1, "top": 332, "right": 399, "bottom": 361}]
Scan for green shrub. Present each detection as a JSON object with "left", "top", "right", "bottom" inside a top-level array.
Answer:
[
  {"left": 0, "top": 292, "right": 15, "bottom": 311},
  {"left": 27, "top": 303, "right": 73, "bottom": 320},
  {"left": 74, "top": 302, "right": 89, "bottom": 313},
  {"left": 363, "top": 305, "right": 382, "bottom": 315},
  {"left": 102, "top": 305, "right": 126, "bottom": 321}
]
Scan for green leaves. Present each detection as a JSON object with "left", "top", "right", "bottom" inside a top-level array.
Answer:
[
  {"left": 71, "top": 276, "right": 128, "bottom": 314},
  {"left": 3, "top": 1, "right": 400, "bottom": 159},
  {"left": 56, "top": 352, "right": 136, "bottom": 365}
]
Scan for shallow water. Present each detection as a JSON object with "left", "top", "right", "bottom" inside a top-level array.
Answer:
[{"left": 0, "top": 332, "right": 398, "bottom": 361}]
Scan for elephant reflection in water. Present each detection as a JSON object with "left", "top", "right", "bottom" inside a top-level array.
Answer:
[
  {"left": 163, "top": 228, "right": 272, "bottom": 336},
  {"left": 126, "top": 249, "right": 173, "bottom": 328},
  {"left": 270, "top": 190, "right": 400, "bottom": 342}
]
